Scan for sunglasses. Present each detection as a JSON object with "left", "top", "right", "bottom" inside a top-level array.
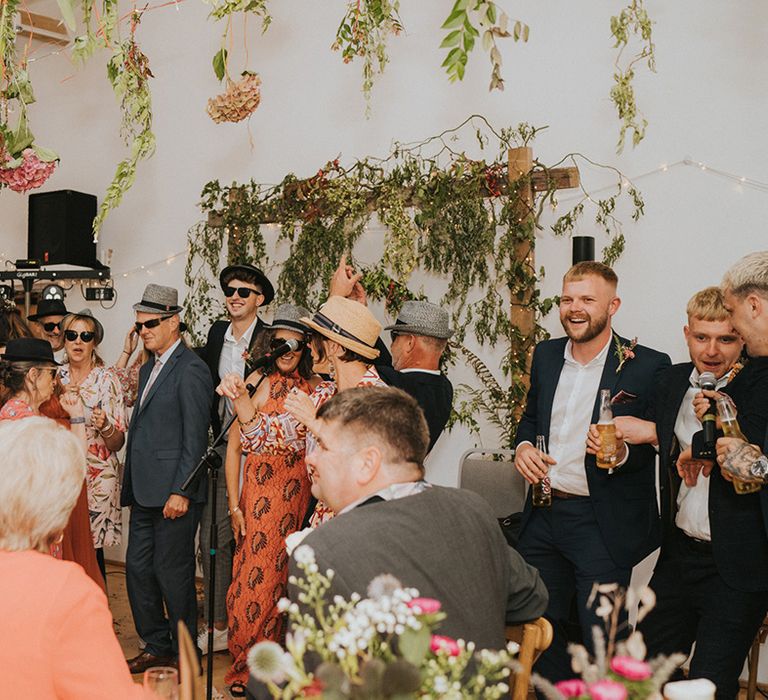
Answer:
[
  {"left": 42, "top": 321, "right": 61, "bottom": 332},
  {"left": 224, "top": 286, "right": 262, "bottom": 299},
  {"left": 270, "top": 338, "right": 306, "bottom": 352},
  {"left": 64, "top": 330, "right": 96, "bottom": 343},
  {"left": 135, "top": 315, "right": 174, "bottom": 332}
]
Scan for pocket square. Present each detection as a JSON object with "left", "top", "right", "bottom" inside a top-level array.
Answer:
[{"left": 611, "top": 390, "right": 638, "bottom": 405}]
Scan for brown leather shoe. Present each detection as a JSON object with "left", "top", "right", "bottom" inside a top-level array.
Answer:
[{"left": 126, "top": 650, "right": 178, "bottom": 674}]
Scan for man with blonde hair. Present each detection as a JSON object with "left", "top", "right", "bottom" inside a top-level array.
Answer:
[
  {"left": 514, "top": 261, "right": 670, "bottom": 682},
  {"left": 637, "top": 286, "right": 768, "bottom": 699}
]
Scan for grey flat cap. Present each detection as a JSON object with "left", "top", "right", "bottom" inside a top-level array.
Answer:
[
  {"left": 384, "top": 300, "right": 453, "bottom": 339},
  {"left": 133, "top": 284, "right": 183, "bottom": 315},
  {"left": 270, "top": 303, "right": 311, "bottom": 333}
]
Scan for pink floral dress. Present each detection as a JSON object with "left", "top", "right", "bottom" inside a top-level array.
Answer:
[
  {"left": 59, "top": 365, "right": 126, "bottom": 548},
  {"left": 240, "top": 365, "right": 386, "bottom": 526}
]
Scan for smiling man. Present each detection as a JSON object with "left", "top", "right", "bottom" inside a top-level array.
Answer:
[
  {"left": 27, "top": 298, "right": 68, "bottom": 358},
  {"left": 638, "top": 286, "right": 768, "bottom": 700},
  {"left": 513, "top": 261, "right": 670, "bottom": 683}
]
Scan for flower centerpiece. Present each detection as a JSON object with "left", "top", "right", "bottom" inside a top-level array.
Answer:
[
  {"left": 533, "top": 584, "right": 686, "bottom": 700},
  {"left": 247, "top": 544, "right": 518, "bottom": 698}
]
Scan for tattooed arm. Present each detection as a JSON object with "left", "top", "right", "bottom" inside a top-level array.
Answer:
[{"left": 716, "top": 437, "right": 768, "bottom": 484}]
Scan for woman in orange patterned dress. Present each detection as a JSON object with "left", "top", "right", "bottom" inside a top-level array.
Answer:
[{"left": 220, "top": 305, "right": 321, "bottom": 694}]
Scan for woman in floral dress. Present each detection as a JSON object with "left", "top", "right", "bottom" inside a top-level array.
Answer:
[
  {"left": 219, "top": 305, "right": 321, "bottom": 694},
  {"left": 59, "top": 310, "right": 126, "bottom": 576}
]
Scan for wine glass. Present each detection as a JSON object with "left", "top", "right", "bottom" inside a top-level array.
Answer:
[{"left": 143, "top": 666, "right": 179, "bottom": 699}]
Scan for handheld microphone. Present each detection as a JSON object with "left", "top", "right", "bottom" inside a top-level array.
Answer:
[
  {"left": 246, "top": 338, "right": 301, "bottom": 373},
  {"left": 698, "top": 371, "right": 718, "bottom": 449}
]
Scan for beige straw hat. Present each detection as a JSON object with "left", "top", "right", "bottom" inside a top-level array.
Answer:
[{"left": 301, "top": 296, "right": 381, "bottom": 361}]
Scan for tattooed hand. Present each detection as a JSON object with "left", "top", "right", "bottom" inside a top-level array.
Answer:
[{"left": 716, "top": 437, "right": 765, "bottom": 483}]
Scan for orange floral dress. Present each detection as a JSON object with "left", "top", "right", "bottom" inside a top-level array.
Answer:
[{"left": 225, "top": 371, "right": 314, "bottom": 687}]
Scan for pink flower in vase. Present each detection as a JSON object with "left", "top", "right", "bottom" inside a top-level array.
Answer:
[
  {"left": 589, "top": 679, "right": 628, "bottom": 700},
  {"left": 430, "top": 634, "right": 460, "bottom": 656},
  {"left": 555, "top": 679, "right": 588, "bottom": 697},
  {"left": 610, "top": 656, "right": 652, "bottom": 681},
  {"left": 407, "top": 597, "right": 442, "bottom": 614}
]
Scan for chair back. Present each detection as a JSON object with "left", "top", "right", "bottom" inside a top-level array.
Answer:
[
  {"left": 506, "top": 617, "right": 554, "bottom": 700},
  {"left": 458, "top": 449, "right": 526, "bottom": 518},
  {"left": 177, "top": 621, "right": 203, "bottom": 700}
]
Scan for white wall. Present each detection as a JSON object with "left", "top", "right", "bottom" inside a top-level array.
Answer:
[{"left": 3, "top": 0, "right": 768, "bottom": 679}]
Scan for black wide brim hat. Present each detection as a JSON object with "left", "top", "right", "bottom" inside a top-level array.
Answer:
[
  {"left": 219, "top": 264, "right": 275, "bottom": 306},
  {"left": 1, "top": 337, "right": 61, "bottom": 365},
  {"left": 27, "top": 298, "right": 68, "bottom": 322}
]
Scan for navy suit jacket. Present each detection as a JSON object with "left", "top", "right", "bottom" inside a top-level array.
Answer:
[
  {"left": 121, "top": 342, "right": 213, "bottom": 508},
  {"left": 515, "top": 333, "right": 671, "bottom": 568},
  {"left": 655, "top": 359, "right": 768, "bottom": 592}
]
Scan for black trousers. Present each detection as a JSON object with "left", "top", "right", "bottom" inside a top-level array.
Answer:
[
  {"left": 126, "top": 503, "right": 201, "bottom": 656},
  {"left": 518, "top": 497, "right": 632, "bottom": 683},
  {"left": 639, "top": 530, "right": 768, "bottom": 700}
]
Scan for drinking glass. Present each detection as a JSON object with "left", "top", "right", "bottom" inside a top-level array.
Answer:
[{"left": 143, "top": 666, "right": 179, "bottom": 699}]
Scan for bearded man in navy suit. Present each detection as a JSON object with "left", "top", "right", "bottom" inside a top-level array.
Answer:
[{"left": 514, "top": 261, "right": 670, "bottom": 682}]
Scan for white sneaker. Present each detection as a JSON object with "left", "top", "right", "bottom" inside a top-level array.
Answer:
[{"left": 197, "top": 627, "right": 229, "bottom": 654}]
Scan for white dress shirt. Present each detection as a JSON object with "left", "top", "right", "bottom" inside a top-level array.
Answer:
[
  {"left": 217, "top": 317, "right": 259, "bottom": 421},
  {"left": 674, "top": 367, "right": 732, "bottom": 541},
  {"left": 546, "top": 337, "right": 613, "bottom": 496}
]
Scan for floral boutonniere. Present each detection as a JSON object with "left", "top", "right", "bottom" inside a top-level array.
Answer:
[
  {"left": 726, "top": 361, "right": 744, "bottom": 384},
  {"left": 614, "top": 335, "right": 638, "bottom": 374}
]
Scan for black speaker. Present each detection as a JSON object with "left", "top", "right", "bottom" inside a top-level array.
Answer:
[{"left": 28, "top": 190, "right": 98, "bottom": 267}]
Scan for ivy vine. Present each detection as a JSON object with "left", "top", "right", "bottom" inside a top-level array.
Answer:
[{"left": 184, "top": 116, "right": 643, "bottom": 446}]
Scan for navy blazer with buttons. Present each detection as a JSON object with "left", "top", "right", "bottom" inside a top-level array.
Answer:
[
  {"left": 515, "top": 332, "right": 671, "bottom": 569},
  {"left": 121, "top": 341, "right": 213, "bottom": 508}
]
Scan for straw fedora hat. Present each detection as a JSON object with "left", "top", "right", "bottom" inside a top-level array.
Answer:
[{"left": 302, "top": 296, "right": 381, "bottom": 360}]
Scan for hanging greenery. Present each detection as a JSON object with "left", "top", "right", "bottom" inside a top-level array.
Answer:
[{"left": 184, "top": 116, "right": 643, "bottom": 447}]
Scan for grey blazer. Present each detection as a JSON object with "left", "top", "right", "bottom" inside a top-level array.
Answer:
[
  {"left": 121, "top": 342, "right": 213, "bottom": 508},
  {"left": 289, "top": 485, "right": 548, "bottom": 650}
]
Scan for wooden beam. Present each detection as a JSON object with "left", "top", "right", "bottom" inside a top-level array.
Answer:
[
  {"left": 16, "top": 28, "right": 69, "bottom": 46},
  {"left": 19, "top": 9, "right": 66, "bottom": 34}
]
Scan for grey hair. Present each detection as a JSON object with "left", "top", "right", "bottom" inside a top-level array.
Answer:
[
  {"left": 0, "top": 418, "right": 85, "bottom": 552},
  {"left": 722, "top": 251, "right": 768, "bottom": 299}
]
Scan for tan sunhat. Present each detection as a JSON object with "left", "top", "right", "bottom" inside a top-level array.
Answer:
[{"left": 301, "top": 296, "right": 381, "bottom": 361}]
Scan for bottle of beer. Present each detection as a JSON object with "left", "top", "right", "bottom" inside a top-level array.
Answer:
[
  {"left": 596, "top": 389, "right": 618, "bottom": 470},
  {"left": 716, "top": 396, "right": 761, "bottom": 494},
  {"left": 532, "top": 435, "right": 552, "bottom": 507}
]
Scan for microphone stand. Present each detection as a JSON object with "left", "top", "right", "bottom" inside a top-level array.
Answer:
[{"left": 182, "top": 373, "right": 266, "bottom": 700}]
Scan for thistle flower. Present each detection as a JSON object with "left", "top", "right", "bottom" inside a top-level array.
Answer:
[
  {"left": 247, "top": 641, "right": 292, "bottom": 684},
  {"left": 367, "top": 573, "right": 403, "bottom": 600}
]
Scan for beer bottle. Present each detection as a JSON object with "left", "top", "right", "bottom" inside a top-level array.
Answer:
[
  {"left": 532, "top": 435, "right": 552, "bottom": 507},
  {"left": 596, "top": 389, "right": 618, "bottom": 470},
  {"left": 716, "top": 396, "right": 761, "bottom": 494}
]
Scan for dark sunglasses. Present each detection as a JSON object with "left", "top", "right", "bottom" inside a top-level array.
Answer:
[
  {"left": 64, "top": 330, "right": 96, "bottom": 343},
  {"left": 135, "top": 315, "right": 174, "bottom": 332},
  {"left": 224, "top": 286, "right": 262, "bottom": 299},
  {"left": 270, "top": 338, "right": 306, "bottom": 352},
  {"left": 42, "top": 321, "right": 61, "bottom": 332}
]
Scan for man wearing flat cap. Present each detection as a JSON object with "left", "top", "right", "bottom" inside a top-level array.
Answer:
[
  {"left": 329, "top": 257, "right": 453, "bottom": 451},
  {"left": 122, "top": 283, "right": 213, "bottom": 673},
  {"left": 196, "top": 262, "right": 274, "bottom": 654}
]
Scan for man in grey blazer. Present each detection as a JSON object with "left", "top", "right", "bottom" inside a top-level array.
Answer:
[
  {"left": 287, "top": 386, "right": 548, "bottom": 650},
  {"left": 122, "top": 284, "right": 213, "bottom": 673}
]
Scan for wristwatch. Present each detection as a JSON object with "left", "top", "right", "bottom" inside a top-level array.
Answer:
[{"left": 750, "top": 455, "right": 768, "bottom": 481}]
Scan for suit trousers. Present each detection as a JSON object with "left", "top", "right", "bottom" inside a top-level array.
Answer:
[
  {"left": 126, "top": 503, "right": 201, "bottom": 656},
  {"left": 640, "top": 530, "right": 768, "bottom": 700},
  {"left": 199, "top": 444, "right": 235, "bottom": 625},
  {"left": 518, "top": 497, "right": 632, "bottom": 683}
]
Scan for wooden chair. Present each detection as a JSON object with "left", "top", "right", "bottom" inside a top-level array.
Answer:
[
  {"left": 506, "top": 617, "right": 553, "bottom": 700},
  {"left": 177, "top": 621, "right": 203, "bottom": 700},
  {"left": 747, "top": 615, "right": 768, "bottom": 700}
]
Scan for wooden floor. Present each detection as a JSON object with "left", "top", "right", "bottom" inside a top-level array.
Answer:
[{"left": 106, "top": 563, "right": 234, "bottom": 698}]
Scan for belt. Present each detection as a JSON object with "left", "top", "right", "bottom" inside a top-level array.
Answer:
[
  {"left": 551, "top": 488, "right": 589, "bottom": 500},
  {"left": 681, "top": 533, "right": 713, "bottom": 554}
]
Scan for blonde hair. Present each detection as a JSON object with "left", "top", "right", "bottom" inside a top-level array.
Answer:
[
  {"left": 722, "top": 251, "right": 768, "bottom": 299},
  {"left": 0, "top": 418, "right": 85, "bottom": 552},
  {"left": 686, "top": 287, "right": 730, "bottom": 323},
  {"left": 61, "top": 315, "right": 104, "bottom": 366},
  {"left": 563, "top": 261, "right": 618, "bottom": 287}
]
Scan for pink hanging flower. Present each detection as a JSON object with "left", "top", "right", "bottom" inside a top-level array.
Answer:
[
  {"left": 555, "top": 679, "right": 589, "bottom": 697},
  {"left": 589, "top": 679, "right": 628, "bottom": 700},
  {"left": 0, "top": 148, "right": 57, "bottom": 193},
  {"left": 407, "top": 597, "right": 442, "bottom": 614},
  {"left": 430, "top": 634, "right": 460, "bottom": 656},
  {"left": 610, "top": 656, "right": 652, "bottom": 681}
]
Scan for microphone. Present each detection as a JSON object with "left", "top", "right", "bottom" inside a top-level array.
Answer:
[
  {"left": 698, "top": 371, "right": 718, "bottom": 449},
  {"left": 246, "top": 338, "right": 301, "bottom": 373}
]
